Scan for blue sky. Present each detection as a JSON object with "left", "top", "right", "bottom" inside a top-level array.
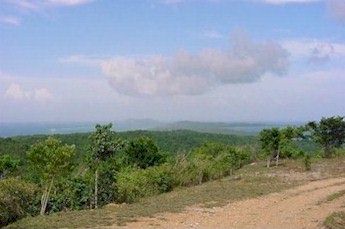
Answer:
[{"left": 0, "top": 0, "right": 344, "bottom": 123}]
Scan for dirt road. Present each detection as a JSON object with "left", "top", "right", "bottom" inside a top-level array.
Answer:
[{"left": 118, "top": 177, "right": 345, "bottom": 229}]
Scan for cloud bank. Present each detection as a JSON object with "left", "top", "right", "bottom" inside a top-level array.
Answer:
[
  {"left": 97, "top": 33, "right": 288, "bottom": 96},
  {"left": 4, "top": 83, "right": 53, "bottom": 103}
]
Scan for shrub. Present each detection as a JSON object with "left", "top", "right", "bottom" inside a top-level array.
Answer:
[
  {"left": 46, "top": 176, "right": 93, "bottom": 213},
  {"left": 116, "top": 164, "right": 173, "bottom": 203},
  {"left": 0, "top": 154, "right": 20, "bottom": 178},
  {"left": 171, "top": 143, "right": 250, "bottom": 186},
  {"left": 0, "top": 178, "right": 39, "bottom": 227},
  {"left": 123, "top": 137, "right": 167, "bottom": 169}
]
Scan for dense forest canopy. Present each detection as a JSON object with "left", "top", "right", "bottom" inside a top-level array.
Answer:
[{"left": 0, "top": 130, "right": 257, "bottom": 160}]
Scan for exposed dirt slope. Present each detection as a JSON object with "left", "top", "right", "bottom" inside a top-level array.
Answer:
[{"left": 115, "top": 177, "right": 345, "bottom": 229}]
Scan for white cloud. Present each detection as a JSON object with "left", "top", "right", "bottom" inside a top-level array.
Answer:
[
  {"left": 66, "top": 32, "right": 288, "bottom": 96},
  {"left": 4, "top": 83, "right": 53, "bottom": 102},
  {"left": 5, "top": 83, "right": 31, "bottom": 100},
  {"left": 0, "top": 15, "right": 21, "bottom": 26},
  {"left": 282, "top": 39, "right": 345, "bottom": 63},
  {"left": 34, "top": 88, "right": 53, "bottom": 102}
]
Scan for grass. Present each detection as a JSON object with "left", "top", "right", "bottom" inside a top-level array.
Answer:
[
  {"left": 326, "top": 190, "right": 345, "bottom": 202},
  {"left": 324, "top": 212, "right": 345, "bottom": 229}
]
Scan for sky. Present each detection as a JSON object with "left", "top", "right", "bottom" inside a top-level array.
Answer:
[{"left": 0, "top": 0, "right": 344, "bottom": 123}]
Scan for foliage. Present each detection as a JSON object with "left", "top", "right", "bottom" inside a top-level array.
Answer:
[
  {"left": 27, "top": 137, "right": 76, "bottom": 183},
  {"left": 27, "top": 137, "right": 76, "bottom": 215},
  {"left": 0, "top": 130, "right": 256, "bottom": 161},
  {"left": 87, "top": 123, "right": 123, "bottom": 209},
  {"left": 307, "top": 116, "right": 345, "bottom": 157},
  {"left": 259, "top": 126, "right": 302, "bottom": 167},
  {"left": 0, "top": 154, "right": 20, "bottom": 178},
  {"left": 122, "top": 137, "right": 167, "bottom": 169},
  {"left": 0, "top": 178, "right": 39, "bottom": 227},
  {"left": 45, "top": 176, "right": 93, "bottom": 213},
  {"left": 259, "top": 128, "right": 280, "bottom": 157},
  {"left": 116, "top": 164, "right": 173, "bottom": 203},
  {"left": 172, "top": 143, "right": 250, "bottom": 186}
]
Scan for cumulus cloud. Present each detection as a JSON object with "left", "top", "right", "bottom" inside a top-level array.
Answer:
[
  {"left": 4, "top": 83, "right": 53, "bottom": 102},
  {"left": 95, "top": 32, "right": 289, "bottom": 96}
]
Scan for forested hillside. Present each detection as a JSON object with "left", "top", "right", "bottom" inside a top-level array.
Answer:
[{"left": 0, "top": 130, "right": 257, "bottom": 160}]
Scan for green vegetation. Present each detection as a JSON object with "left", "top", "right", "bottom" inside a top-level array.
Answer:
[
  {"left": 27, "top": 137, "right": 76, "bottom": 215},
  {"left": 259, "top": 126, "right": 302, "bottom": 167},
  {"left": 324, "top": 211, "right": 345, "bottom": 229},
  {"left": 7, "top": 162, "right": 300, "bottom": 229},
  {"left": 325, "top": 190, "right": 345, "bottom": 202},
  {"left": 0, "top": 130, "right": 256, "bottom": 160},
  {"left": 0, "top": 116, "right": 344, "bottom": 228},
  {"left": 0, "top": 154, "right": 20, "bottom": 178},
  {"left": 0, "top": 178, "right": 38, "bottom": 227},
  {"left": 307, "top": 116, "right": 345, "bottom": 158}
]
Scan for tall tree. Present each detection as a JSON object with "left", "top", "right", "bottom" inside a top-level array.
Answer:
[
  {"left": 259, "top": 127, "right": 297, "bottom": 167},
  {"left": 307, "top": 116, "right": 345, "bottom": 157},
  {"left": 259, "top": 128, "right": 280, "bottom": 167},
  {"left": 88, "top": 123, "right": 119, "bottom": 208},
  {"left": 27, "top": 137, "right": 75, "bottom": 215}
]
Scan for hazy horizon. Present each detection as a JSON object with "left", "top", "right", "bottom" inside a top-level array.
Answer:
[{"left": 1, "top": 0, "right": 344, "bottom": 123}]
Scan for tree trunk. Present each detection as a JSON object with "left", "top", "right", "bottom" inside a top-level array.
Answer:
[
  {"left": 40, "top": 186, "right": 48, "bottom": 215},
  {"left": 94, "top": 169, "right": 98, "bottom": 209},
  {"left": 266, "top": 156, "right": 270, "bottom": 168},
  {"left": 40, "top": 178, "right": 54, "bottom": 215},
  {"left": 276, "top": 149, "right": 280, "bottom": 167}
]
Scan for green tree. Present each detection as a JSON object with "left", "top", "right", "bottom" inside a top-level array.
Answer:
[
  {"left": 259, "top": 128, "right": 280, "bottom": 168},
  {"left": 27, "top": 137, "right": 75, "bottom": 215},
  {"left": 88, "top": 123, "right": 120, "bottom": 208},
  {"left": 124, "top": 137, "right": 166, "bottom": 169},
  {"left": 259, "top": 127, "right": 297, "bottom": 167},
  {"left": 307, "top": 116, "right": 345, "bottom": 158}
]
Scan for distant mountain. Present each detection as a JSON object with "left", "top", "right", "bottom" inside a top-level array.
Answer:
[
  {"left": 0, "top": 119, "right": 163, "bottom": 137},
  {"left": 116, "top": 119, "right": 164, "bottom": 131},
  {"left": 0, "top": 120, "right": 304, "bottom": 137},
  {"left": 155, "top": 121, "right": 301, "bottom": 136}
]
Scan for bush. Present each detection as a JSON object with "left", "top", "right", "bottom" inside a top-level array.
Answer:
[
  {"left": 123, "top": 137, "right": 167, "bottom": 169},
  {"left": 116, "top": 164, "right": 173, "bottom": 203},
  {"left": 171, "top": 143, "right": 250, "bottom": 186},
  {"left": 0, "top": 178, "right": 39, "bottom": 227},
  {"left": 46, "top": 176, "right": 93, "bottom": 213},
  {"left": 0, "top": 154, "right": 20, "bottom": 178}
]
